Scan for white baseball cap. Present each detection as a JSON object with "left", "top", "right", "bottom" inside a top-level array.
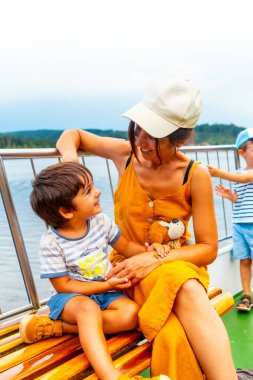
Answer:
[{"left": 123, "top": 77, "right": 202, "bottom": 138}]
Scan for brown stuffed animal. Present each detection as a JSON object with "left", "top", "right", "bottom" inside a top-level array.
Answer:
[{"left": 149, "top": 218, "right": 185, "bottom": 249}]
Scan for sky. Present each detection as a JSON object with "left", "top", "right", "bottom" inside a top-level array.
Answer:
[{"left": 1, "top": 0, "right": 253, "bottom": 132}]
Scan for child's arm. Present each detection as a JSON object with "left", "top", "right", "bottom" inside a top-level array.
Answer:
[
  {"left": 111, "top": 235, "right": 170, "bottom": 258},
  {"left": 50, "top": 274, "right": 132, "bottom": 296},
  {"left": 208, "top": 165, "right": 253, "bottom": 183},
  {"left": 214, "top": 184, "right": 238, "bottom": 202}
]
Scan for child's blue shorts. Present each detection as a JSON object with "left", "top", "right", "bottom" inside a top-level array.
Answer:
[
  {"left": 47, "top": 291, "right": 127, "bottom": 320},
  {"left": 232, "top": 223, "right": 253, "bottom": 260}
]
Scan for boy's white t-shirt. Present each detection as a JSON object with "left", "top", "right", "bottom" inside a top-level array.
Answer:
[{"left": 39, "top": 213, "right": 120, "bottom": 282}]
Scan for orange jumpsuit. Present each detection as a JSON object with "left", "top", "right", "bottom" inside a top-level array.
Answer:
[{"left": 111, "top": 157, "right": 209, "bottom": 380}]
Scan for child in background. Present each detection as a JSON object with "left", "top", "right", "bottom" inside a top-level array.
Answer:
[
  {"left": 19, "top": 162, "right": 169, "bottom": 380},
  {"left": 208, "top": 127, "right": 253, "bottom": 311}
]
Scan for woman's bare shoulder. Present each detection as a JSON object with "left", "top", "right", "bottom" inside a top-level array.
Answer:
[{"left": 191, "top": 163, "right": 212, "bottom": 191}]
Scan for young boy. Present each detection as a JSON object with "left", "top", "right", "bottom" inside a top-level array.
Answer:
[
  {"left": 19, "top": 162, "right": 169, "bottom": 380},
  {"left": 208, "top": 127, "right": 253, "bottom": 311}
]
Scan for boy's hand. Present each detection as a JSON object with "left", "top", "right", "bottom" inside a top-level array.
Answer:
[
  {"left": 106, "top": 276, "right": 133, "bottom": 290},
  {"left": 214, "top": 184, "right": 235, "bottom": 201},
  {"left": 208, "top": 165, "right": 220, "bottom": 177},
  {"left": 145, "top": 242, "right": 170, "bottom": 257}
]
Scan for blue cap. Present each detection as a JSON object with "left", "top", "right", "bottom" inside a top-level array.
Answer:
[{"left": 236, "top": 127, "right": 253, "bottom": 149}]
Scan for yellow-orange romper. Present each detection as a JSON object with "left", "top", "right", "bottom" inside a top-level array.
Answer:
[{"left": 111, "top": 156, "right": 209, "bottom": 380}]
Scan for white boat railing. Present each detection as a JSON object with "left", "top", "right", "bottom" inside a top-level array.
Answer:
[{"left": 0, "top": 145, "right": 239, "bottom": 320}]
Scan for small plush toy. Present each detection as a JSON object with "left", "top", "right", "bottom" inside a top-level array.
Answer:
[{"left": 149, "top": 218, "right": 185, "bottom": 249}]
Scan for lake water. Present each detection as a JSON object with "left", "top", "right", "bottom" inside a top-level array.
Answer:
[{"left": 0, "top": 155, "right": 233, "bottom": 314}]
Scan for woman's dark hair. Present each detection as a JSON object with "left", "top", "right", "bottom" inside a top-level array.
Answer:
[
  {"left": 30, "top": 162, "right": 92, "bottom": 228},
  {"left": 128, "top": 121, "right": 193, "bottom": 163}
]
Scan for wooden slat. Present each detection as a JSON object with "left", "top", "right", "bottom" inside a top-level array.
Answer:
[
  {"left": 211, "top": 292, "right": 234, "bottom": 316},
  {"left": 85, "top": 341, "right": 152, "bottom": 380},
  {"left": 0, "top": 323, "right": 20, "bottom": 338},
  {"left": 34, "top": 331, "right": 143, "bottom": 380},
  {"left": 207, "top": 287, "right": 222, "bottom": 300},
  {"left": 114, "top": 341, "right": 152, "bottom": 378},
  {"left": 0, "top": 335, "right": 73, "bottom": 373},
  {"left": 0, "top": 333, "right": 23, "bottom": 354},
  {"left": 0, "top": 336, "right": 81, "bottom": 380}
]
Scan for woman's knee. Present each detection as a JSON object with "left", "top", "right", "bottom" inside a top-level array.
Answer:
[{"left": 174, "top": 279, "right": 207, "bottom": 311}]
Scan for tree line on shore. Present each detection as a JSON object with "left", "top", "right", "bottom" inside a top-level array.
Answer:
[{"left": 0, "top": 124, "right": 244, "bottom": 149}]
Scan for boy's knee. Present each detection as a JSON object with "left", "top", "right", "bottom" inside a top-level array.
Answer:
[
  {"left": 120, "top": 302, "right": 139, "bottom": 330},
  {"left": 76, "top": 297, "right": 100, "bottom": 318},
  {"left": 240, "top": 258, "right": 252, "bottom": 266}
]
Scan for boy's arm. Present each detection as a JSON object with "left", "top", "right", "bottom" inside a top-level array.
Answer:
[
  {"left": 111, "top": 235, "right": 169, "bottom": 258},
  {"left": 50, "top": 275, "right": 132, "bottom": 295},
  {"left": 208, "top": 165, "right": 253, "bottom": 183},
  {"left": 112, "top": 236, "right": 146, "bottom": 257}
]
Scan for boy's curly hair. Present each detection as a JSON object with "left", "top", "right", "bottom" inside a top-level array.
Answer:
[{"left": 30, "top": 162, "right": 92, "bottom": 228}]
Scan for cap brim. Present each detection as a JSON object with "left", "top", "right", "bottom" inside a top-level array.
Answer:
[
  {"left": 236, "top": 137, "right": 253, "bottom": 149},
  {"left": 123, "top": 102, "right": 179, "bottom": 138}
]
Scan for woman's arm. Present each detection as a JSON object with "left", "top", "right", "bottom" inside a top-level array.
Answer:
[
  {"left": 154, "top": 166, "right": 218, "bottom": 267},
  {"left": 56, "top": 129, "right": 131, "bottom": 175},
  {"left": 160, "top": 165, "right": 218, "bottom": 267},
  {"left": 208, "top": 165, "right": 253, "bottom": 183}
]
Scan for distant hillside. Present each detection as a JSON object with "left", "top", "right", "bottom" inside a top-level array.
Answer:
[
  {"left": 194, "top": 124, "right": 244, "bottom": 145},
  {"left": 0, "top": 129, "right": 128, "bottom": 148},
  {"left": 0, "top": 124, "right": 245, "bottom": 148}
]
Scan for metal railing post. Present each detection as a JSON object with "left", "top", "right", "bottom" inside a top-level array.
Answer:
[{"left": 0, "top": 157, "right": 40, "bottom": 310}]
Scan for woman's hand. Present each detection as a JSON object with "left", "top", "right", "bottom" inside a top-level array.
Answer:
[{"left": 106, "top": 252, "right": 159, "bottom": 285}]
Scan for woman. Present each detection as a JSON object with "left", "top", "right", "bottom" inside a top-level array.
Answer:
[{"left": 56, "top": 77, "right": 237, "bottom": 380}]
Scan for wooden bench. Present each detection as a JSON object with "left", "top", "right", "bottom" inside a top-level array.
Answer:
[{"left": 0, "top": 288, "right": 234, "bottom": 380}]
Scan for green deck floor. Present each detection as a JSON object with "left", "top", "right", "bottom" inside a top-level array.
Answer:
[{"left": 221, "top": 293, "right": 253, "bottom": 369}]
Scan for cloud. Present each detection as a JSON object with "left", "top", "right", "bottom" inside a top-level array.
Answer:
[{"left": 0, "top": 0, "right": 253, "bottom": 128}]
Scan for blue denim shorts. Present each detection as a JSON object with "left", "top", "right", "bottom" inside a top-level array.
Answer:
[
  {"left": 47, "top": 291, "right": 127, "bottom": 320},
  {"left": 232, "top": 223, "right": 253, "bottom": 260}
]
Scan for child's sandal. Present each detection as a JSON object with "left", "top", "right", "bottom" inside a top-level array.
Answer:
[{"left": 237, "top": 294, "right": 252, "bottom": 312}]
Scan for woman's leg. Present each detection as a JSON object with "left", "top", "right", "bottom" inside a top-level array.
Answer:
[
  {"left": 133, "top": 262, "right": 209, "bottom": 380},
  {"left": 151, "top": 311, "right": 204, "bottom": 380},
  {"left": 173, "top": 279, "right": 237, "bottom": 380}
]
